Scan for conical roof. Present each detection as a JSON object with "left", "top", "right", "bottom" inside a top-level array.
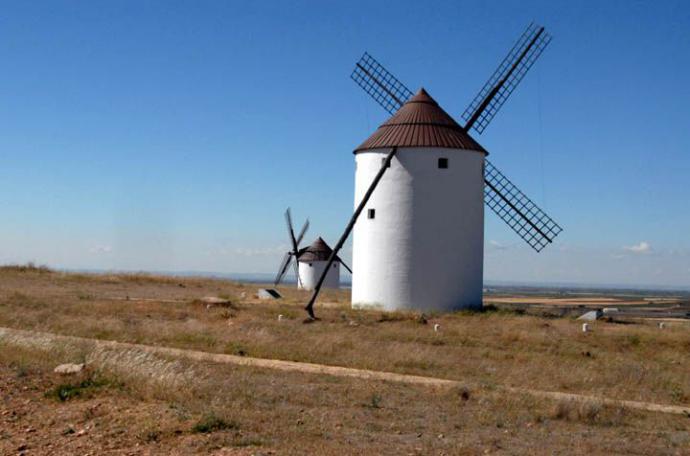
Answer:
[
  {"left": 297, "top": 237, "right": 341, "bottom": 263},
  {"left": 354, "top": 88, "right": 486, "bottom": 154}
]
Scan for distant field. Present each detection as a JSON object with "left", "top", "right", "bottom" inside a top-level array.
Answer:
[
  {"left": 487, "top": 296, "right": 641, "bottom": 305},
  {"left": 0, "top": 265, "right": 688, "bottom": 454}
]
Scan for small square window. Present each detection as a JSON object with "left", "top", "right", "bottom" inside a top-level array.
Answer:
[
  {"left": 438, "top": 158, "right": 448, "bottom": 169},
  {"left": 367, "top": 208, "right": 375, "bottom": 219},
  {"left": 381, "top": 157, "right": 390, "bottom": 168}
]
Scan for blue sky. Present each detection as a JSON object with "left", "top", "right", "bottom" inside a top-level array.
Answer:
[{"left": 1, "top": 0, "right": 689, "bottom": 287}]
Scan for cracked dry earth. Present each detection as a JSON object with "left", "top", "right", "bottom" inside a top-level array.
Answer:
[{"left": 0, "top": 365, "right": 266, "bottom": 456}]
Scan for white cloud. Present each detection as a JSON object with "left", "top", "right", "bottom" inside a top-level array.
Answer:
[
  {"left": 488, "top": 240, "right": 508, "bottom": 251},
  {"left": 217, "top": 245, "right": 288, "bottom": 257},
  {"left": 623, "top": 241, "right": 651, "bottom": 254},
  {"left": 89, "top": 245, "right": 112, "bottom": 254}
]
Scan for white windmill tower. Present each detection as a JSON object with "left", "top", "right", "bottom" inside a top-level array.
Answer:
[
  {"left": 304, "top": 24, "right": 563, "bottom": 319},
  {"left": 274, "top": 208, "right": 351, "bottom": 291},
  {"left": 351, "top": 88, "right": 486, "bottom": 311}
]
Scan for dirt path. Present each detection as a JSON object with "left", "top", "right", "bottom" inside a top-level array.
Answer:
[{"left": 2, "top": 326, "right": 689, "bottom": 417}]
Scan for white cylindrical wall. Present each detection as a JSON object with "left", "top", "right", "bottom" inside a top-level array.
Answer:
[
  {"left": 298, "top": 260, "right": 340, "bottom": 291},
  {"left": 351, "top": 147, "right": 485, "bottom": 312}
]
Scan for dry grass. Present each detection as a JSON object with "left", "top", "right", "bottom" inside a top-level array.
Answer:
[
  {"left": 0, "top": 262, "right": 52, "bottom": 273},
  {"left": 1, "top": 340, "right": 688, "bottom": 455},
  {"left": 0, "top": 267, "right": 688, "bottom": 410},
  {"left": 551, "top": 399, "right": 630, "bottom": 426}
]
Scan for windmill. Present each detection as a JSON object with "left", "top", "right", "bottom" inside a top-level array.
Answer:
[
  {"left": 304, "top": 23, "right": 563, "bottom": 319},
  {"left": 274, "top": 208, "right": 352, "bottom": 290}
]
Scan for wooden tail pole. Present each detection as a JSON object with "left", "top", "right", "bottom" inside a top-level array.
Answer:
[{"left": 305, "top": 147, "right": 398, "bottom": 320}]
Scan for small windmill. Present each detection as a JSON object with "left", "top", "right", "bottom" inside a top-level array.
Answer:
[
  {"left": 305, "top": 23, "right": 563, "bottom": 319},
  {"left": 274, "top": 208, "right": 309, "bottom": 287},
  {"left": 274, "top": 208, "right": 352, "bottom": 290}
]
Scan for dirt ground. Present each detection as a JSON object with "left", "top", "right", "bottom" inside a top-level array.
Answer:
[
  {"left": 0, "top": 364, "right": 262, "bottom": 456},
  {"left": 0, "top": 266, "right": 689, "bottom": 454},
  {"left": 2, "top": 348, "right": 689, "bottom": 456}
]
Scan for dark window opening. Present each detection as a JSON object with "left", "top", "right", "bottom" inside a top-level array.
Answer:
[
  {"left": 381, "top": 157, "right": 390, "bottom": 168},
  {"left": 308, "top": 263, "right": 313, "bottom": 267},
  {"left": 367, "top": 208, "right": 375, "bottom": 219},
  {"left": 438, "top": 158, "right": 448, "bottom": 169},
  {"left": 332, "top": 264, "right": 337, "bottom": 268}
]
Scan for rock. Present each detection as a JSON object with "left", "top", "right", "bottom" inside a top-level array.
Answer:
[
  {"left": 577, "top": 310, "right": 603, "bottom": 321},
  {"left": 257, "top": 289, "right": 281, "bottom": 300},
  {"left": 53, "top": 363, "right": 85, "bottom": 375},
  {"left": 199, "top": 296, "right": 232, "bottom": 306}
]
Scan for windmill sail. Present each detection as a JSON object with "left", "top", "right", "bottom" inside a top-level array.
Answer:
[
  {"left": 462, "top": 23, "right": 552, "bottom": 134},
  {"left": 295, "top": 219, "right": 310, "bottom": 247},
  {"left": 351, "top": 52, "right": 414, "bottom": 114},
  {"left": 484, "top": 161, "right": 562, "bottom": 252},
  {"left": 276, "top": 208, "right": 310, "bottom": 286},
  {"left": 274, "top": 252, "right": 292, "bottom": 286},
  {"left": 350, "top": 49, "right": 562, "bottom": 252}
]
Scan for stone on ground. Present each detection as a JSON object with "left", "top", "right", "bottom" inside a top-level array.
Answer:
[
  {"left": 53, "top": 363, "right": 85, "bottom": 375},
  {"left": 257, "top": 288, "right": 281, "bottom": 299},
  {"left": 577, "top": 310, "right": 603, "bottom": 321},
  {"left": 200, "top": 296, "right": 232, "bottom": 306}
]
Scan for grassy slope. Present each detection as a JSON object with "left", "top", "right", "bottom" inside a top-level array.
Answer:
[
  {"left": 2, "top": 342, "right": 688, "bottom": 455},
  {"left": 0, "top": 267, "right": 687, "bottom": 406},
  {"left": 0, "top": 267, "right": 689, "bottom": 454}
]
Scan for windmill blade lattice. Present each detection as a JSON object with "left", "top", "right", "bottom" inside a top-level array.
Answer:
[
  {"left": 484, "top": 160, "right": 562, "bottom": 252},
  {"left": 462, "top": 23, "right": 552, "bottom": 134},
  {"left": 351, "top": 52, "right": 413, "bottom": 115}
]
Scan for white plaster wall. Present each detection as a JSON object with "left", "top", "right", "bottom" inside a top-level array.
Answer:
[
  {"left": 298, "top": 260, "right": 340, "bottom": 291},
  {"left": 351, "top": 147, "right": 485, "bottom": 311}
]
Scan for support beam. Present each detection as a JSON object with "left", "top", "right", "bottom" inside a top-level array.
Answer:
[{"left": 304, "top": 147, "right": 398, "bottom": 320}]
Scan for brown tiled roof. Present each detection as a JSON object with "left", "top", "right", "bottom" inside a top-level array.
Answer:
[
  {"left": 354, "top": 88, "right": 486, "bottom": 154},
  {"left": 297, "top": 237, "right": 342, "bottom": 263}
]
